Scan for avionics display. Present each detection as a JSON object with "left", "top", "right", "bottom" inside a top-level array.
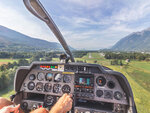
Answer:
[
  {"left": 79, "top": 78, "right": 90, "bottom": 86},
  {"left": 75, "top": 74, "right": 94, "bottom": 87}
]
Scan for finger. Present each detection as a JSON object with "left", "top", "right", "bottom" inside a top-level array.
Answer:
[
  {"left": 68, "top": 99, "right": 73, "bottom": 109},
  {"left": 66, "top": 95, "right": 73, "bottom": 102},
  {"left": 61, "top": 93, "right": 67, "bottom": 100},
  {"left": 67, "top": 98, "right": 73, "bottom": 105},
  {"left": 9, "top": 104, "right": 20, "bottom": 112},
  {"left": 65, "top": 100, "right": 73, "bottom": 112},
  {"left": 5, "top": 106, "right": 16, "bottom": 112},
  {"left": 63, "top": 93, "right": 68, "bottom": 98},
  {"left": 15, "top": 110, "right": 19, "bottom": 113},
  {"left": 14, "top": 104, "right": 20, "bottom": 113},
  {"left": 58, "top": 93, "right": 68, "bottom": 102},
  {"left": 15, "top": 104, "right": 20, "bottom": 110},
  {"left": 68, "top": 100, "right": 73, "bottom": 106},
  {"left": 65, "top": 95, "right": 71, "bottom": 99},
  {"left": 66, "top": 96, "right": 71, "bottom": 101},
  {"left": 31, "top": 108, "right": 48, "bottom": 113},
  {"left": 69, "top": 98, "right": 73, "bottom": 102},
  {"left": 63, "top": 96, "right": 72, "bottom": 106},
  {"left": 69, "top": 94, "right": 72, "bottom": 98}
]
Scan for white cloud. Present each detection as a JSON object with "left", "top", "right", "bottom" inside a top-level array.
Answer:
[
  {"left": 60, "top": 16, "right": 115, "bottom": 29},
  {"left": 0, "top": 2, "right": 58, "bottom": 43},
  {"left": 61, "top": 0, "right": 150, "bottom": 26},
  {"left": 111, "top": 0, "right": 150, "bottom": 22},
  {"left": 60, "top": 21, "right": 149, "bottom": 49},
  {"left": 57, "top": 0, "right": 150, "bottom": 49},
  {"left": 63, "top": 0, "right": 103, "bottom": 9},
  {"left": 1, "top": 0, "right": 150, "bottom": 50}
]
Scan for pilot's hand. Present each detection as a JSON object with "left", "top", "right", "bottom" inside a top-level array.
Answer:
[
  {"left": 0, "top": 104, "right": 20, "bottom": 113},
  {"left": 30, "top": 108, "right": 48, "bottom": 113},
  {"left": 50, "top": 93, "right": 73, "bottom": 113}
]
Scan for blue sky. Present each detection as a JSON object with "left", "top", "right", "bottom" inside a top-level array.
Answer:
[{"left": 0, "top": 0, "right": 150, "bottom": 50}]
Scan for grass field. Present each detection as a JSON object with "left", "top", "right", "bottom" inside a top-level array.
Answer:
[
  {"left": 80, "top": 52, "right": 150, "bottom": 113},
  {"left": 0, "top": 59, "right": 18, "bottom": 66},
  {"left": 0, "top": 59, "right": 17, "bottom": 98},
  {"left": 0, "top": 54, "right": 150, "bottom": 112},
  {"left": 0, "top": 85, "right": 15, "bottom": 98}
]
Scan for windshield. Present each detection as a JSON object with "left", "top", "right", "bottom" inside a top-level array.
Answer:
[{"left": 0, "top": 0, "right": 150, "bottom": 113}]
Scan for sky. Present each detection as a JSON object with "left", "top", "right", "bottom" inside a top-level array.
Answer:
[{"left": 0, "top": 0, "right": 150, "bottom": 50}]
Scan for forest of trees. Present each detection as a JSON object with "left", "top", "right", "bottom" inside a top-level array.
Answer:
[
  {"left": 0, "top": 59, "right": 29, "bottom": 90},
  {"left": 0, "top": 51, "right": 88, "bottom": 59},
  {"left": 0, "top": 51, "right": 88, "bottom": 90},
  {"left": 110, "top": 60, "right": 123, "bottom": 66},
  {"left": 104, "top": 52, "right": 150, "bottom": 61}
]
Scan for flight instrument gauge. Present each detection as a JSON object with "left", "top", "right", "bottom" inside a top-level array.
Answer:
[
  {"left": 96, "top": 90, "right": 103, "bottom": 97},
  {"left": 63, "top": 75, "right": 72, "bottom": 83},
  {"left": 46, "top": 73, "right": 53, "bottom": 81},
  {"left": 114, "top": 91, "right": 123, "bottom": 100},
  {"left": 45, "top": 95, "right": 55, "bottom": 106},
  {"left": 36, "top": 82, "right": 43, "bottom": 91},
  {"left": 29, "top": 74, "right": 35, "bottom": 80},
  {"left": 107, "top": 81, "right": 115, "bottom": 89},
  {"left": 45, "top": 83, "right": 52, "bottom": 92},
  {"left": 53, "top": 84, "right": 61, "bottom": 93},
  {"left": 37, "top": 73, "right": 45, "bottom": 81},
  {"left": 54, "top": 73, "right": 62, "bottom": 82},
  {"left": 96, "top": 76, "right": 106, "bottom": 86},
  {"left": 28, "top": 82, "right": 35, "bottom": 90}
]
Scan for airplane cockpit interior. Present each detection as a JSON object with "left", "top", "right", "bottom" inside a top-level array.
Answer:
[{"left": 11, "top": 0, "right": 137, "bottom": 113}]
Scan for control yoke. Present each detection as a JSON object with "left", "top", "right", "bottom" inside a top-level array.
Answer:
[{"left": 23, "top": 0, "right": 75, "bottom": 62}]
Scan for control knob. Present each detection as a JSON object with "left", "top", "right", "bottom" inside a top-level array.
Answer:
[
  {"left": 21, "top": 102, "right": 28, "bottom": 110},
  {"left": 62, "top": 85, "right": 71, "bottom": 93}
]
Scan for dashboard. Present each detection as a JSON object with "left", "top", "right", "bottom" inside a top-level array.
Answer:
[{"left": 14, "top": 62, "right": 136, "bottom": 113}]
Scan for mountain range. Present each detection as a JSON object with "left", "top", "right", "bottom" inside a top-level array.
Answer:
[
  {"left": 1, "top": 25, "right": 150, "bottom": 52},
  {"left": 111, "top": 28, "right": 150, "bottom": 52},
  {"left": 0, "top": 25, "right": 67, "bottom": 52}
]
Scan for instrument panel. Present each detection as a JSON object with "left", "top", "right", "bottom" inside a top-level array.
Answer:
[
  {"left": 14, "top": 62, "right": 135, "bottom": 113},
  {"left": 21, "top": 70, "right": 74, "bottom": 96}
]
